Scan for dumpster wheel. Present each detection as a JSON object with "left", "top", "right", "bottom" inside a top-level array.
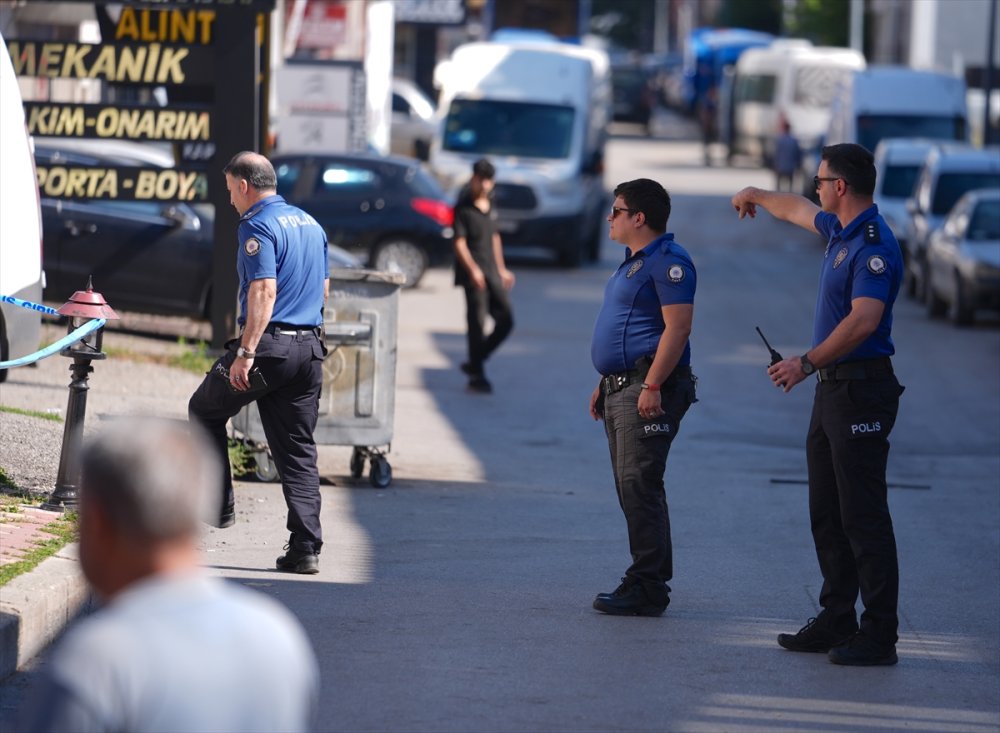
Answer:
[
  {"left": 370, "top": 455, "right": 392, "bottom": 488},
  {"left": 254, "top": 450, "right": 279, "bottom": 482}
]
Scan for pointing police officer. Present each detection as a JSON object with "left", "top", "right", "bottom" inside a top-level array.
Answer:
[
  {"left": 189, "top": 151, "right": 329, "bottom": 575},
  {"left": 732, "top": 143, "right": 905, "bottom": 666},
  {"left": 590, "top": 179, "right": 698, "bottom": 617}
]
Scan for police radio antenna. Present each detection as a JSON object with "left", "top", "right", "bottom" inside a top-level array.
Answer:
[{"left": 755, "top": 326, "right": 783, "bottom": 366}]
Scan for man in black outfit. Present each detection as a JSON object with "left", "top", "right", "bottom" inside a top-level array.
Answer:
[{"left": 453, "top": 158, "right": 515, "bottom": 394}]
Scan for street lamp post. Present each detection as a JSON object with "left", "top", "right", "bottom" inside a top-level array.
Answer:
[{"left": 42, "top": 278, "right": 119, "bottom": 512}]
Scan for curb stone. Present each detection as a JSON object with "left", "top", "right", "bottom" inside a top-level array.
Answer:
[{"left": 0, "top": 543, "right": 88, "bottom": 680}]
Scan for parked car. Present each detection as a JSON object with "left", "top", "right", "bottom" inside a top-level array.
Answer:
[
  {"left": 925, "top": 188, "right": 1000, "bottom": 325},
  {"left": 272, "top": 152, "right": 454, "bottom": 287},
  {"left": 872, "top": 138, "right": 938, "bottom": 253},
  {"left": 35, "top": 142, "right": 360, "bottom": 318},
  {"left": 611, "top": 63, "right": 655, "bottom": 130},
  {"left": 391, "top": 77, "right": 436, "bottom": 161},
  {"left": 904, "top": 144, "right": 1000, "bottom": 299}
]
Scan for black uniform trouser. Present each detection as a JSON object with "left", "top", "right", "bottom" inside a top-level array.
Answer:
[
  {"left": 602, "top": 375, "right": 696, "bottom": 590},
  {"left": 463, "top": 271, "right": 513, "bottom": 374},
  {"left": 189, "top": 329, "right": 326, "bottom": 554},
  {"left": 806, "top": 375, "right": 903, "bottom": 644}
]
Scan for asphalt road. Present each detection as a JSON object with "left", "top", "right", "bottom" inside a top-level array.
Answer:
[{"left": 1, "top": 125, "right": 997, "bottom": 733}]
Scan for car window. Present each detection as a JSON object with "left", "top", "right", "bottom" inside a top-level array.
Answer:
[
  {"left": 443, "top": 99, "right": 575, "bottom": 159},
  {"left": 392, "top": 93, "right": 411, "bottom": 115},
  {"left": 81, "top": 200, "right": 167, "bottom": 219},
  {"left": 881, "top": 164, "right": 921, "bottom": 198},
  {"left": 857, "top": 115, "right": 964, "bottom": 154},
  {"left": 275, "top": 161, "right": 302, "bottom": 197},
  {"left": 968, "top": 199, "right": 1000, "bottom": 240},
  {"left": 932, "top": 173, "right": 1000, "bottom": 215},
  {"left": 316, "top": 164, "right": 380, "bottom": 195},
  {"left": 403, "top": 166, "right": 446, "bottom": 198}
]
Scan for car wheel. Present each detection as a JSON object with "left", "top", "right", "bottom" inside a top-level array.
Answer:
[
  {"left": 924, "top": 276, "right": 946, "bottom": 318},
  {"left": 949, "top": 271, "right": 975, "bottom": 326},
  {"left": 372, "top": 239, "right": 427, "bottom": 288},
  {"left": 914, "top": 257, "right": 929, "bottom": 303}
]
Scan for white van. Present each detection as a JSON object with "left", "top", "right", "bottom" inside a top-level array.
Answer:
[
  {"left": 430, "top": 40, "right": 611, "bottom": 266},
  {"left": 825, "top": 66, "right": 968, "bottom": 153},
  {"left": 0, "top": 32, "right": 44, "bottom": 383},
  {"left": 730, "top": 40, "right": 865, "bottom": 165}
]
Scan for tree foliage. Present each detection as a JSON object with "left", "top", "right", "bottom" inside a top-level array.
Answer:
[
  {"left": 718, "top": 0, "right": 783, "bottom": 35},
  {"left": 788, "top": 0, "right": 850, "bottom": 46}
]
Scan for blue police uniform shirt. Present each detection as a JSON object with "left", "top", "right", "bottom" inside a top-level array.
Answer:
[
  {"left": 236, "top": 195, "right": 329, "bottom": 327},
  {"left": 813, "top": 204, "right": 901, "bottom": 362},
  {"left": 591, "top": 233, "right": 696, "bottom": 376}
]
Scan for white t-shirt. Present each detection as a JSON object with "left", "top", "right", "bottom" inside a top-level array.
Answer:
[{"left": 19, "top": 572, "right": 319, "bottom": 733}]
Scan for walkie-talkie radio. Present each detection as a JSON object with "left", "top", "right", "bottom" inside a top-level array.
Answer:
[{"left": 755, "top": 326, "right": 783, "bottom": 367}]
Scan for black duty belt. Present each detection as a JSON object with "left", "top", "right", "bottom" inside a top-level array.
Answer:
[
  {"left": 817, "top": 357, "right": 893, "bottom": 383},
  {"left": 602, "top": 364, "right": 692, "bottom": 395},
  {"left": 263, "top": 323, "right": 321, "bottom": 337}
]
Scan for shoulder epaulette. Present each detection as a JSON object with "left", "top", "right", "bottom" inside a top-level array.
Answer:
[{"left": 864, "top": 221, "right": 880, "bottom": 244}]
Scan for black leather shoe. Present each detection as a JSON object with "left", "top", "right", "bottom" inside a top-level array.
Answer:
[
  {"left": 593, "top": 580, "right": 668, "bottom": 617},
  {"left": 778, "top": 612, "right": 858, "bottom": 653},
  {"left": 276, "top": 546, "right": 319, "bottom": 575},
  {"left": 595, "top": 577, "right": 634, "bottom": 602},
  {"left": 828, "top": 632, "right": 898, "bottom": 666},
  {"left": 467, "top": 376, "right": 493, "bottom": 394}
]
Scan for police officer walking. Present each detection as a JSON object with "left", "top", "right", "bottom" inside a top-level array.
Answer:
[
  {"left": 589, "top": 178, "right": 698, "bottom": 617},
  {"left": 189, "top": 151, "right": 329, "bottom": 575},
  {"left": 732, "top": 143, "right": 904, "bottom": 666}
]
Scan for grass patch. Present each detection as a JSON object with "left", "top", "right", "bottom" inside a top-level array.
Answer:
[
  {"left": 0, "top": 405, "right": 62, "bottom": 423},
  {"left": 229, "top": 438, "right": 257, "bottom": 478},
  {"left": 168, "top": 338, "right": 214, "bottom": 375},
  {"left": 0, "top": 512, "right": 78, "bottom": 587},
  {"left": 103, "top": 338, "right": 215, "bottom": 375},
  {"left": 0, "top": 468, "right": 19, "bottom": 492}
]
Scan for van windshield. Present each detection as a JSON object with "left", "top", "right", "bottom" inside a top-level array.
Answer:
[
  {"left": 881, "top": 164, "right": 921, "bottom": 198},
  {"left": 857, "top": 115, "right": 964, "bottom": 153},
  {"left": 932, "top": 173, "right": 1000, "bottom": 215},
  {"left": 443, "top": 99, "right": 575, "bottom": 159}
]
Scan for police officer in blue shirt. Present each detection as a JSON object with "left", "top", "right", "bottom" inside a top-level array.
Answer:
[
  {"left": 732, "top": 143, "right": 904, "bottom": 666},
  {"left": 189, "top": 151, "right": 329, "bottom": 575},
  {"left": 589, "top": 178, "right": 698, "bottom": 617}
]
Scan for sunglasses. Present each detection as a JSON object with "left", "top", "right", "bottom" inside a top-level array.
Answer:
[
  {"left": 611, "top": 206, "right": 637, "bottom": 219},
  {"left": 813, "top": 176, "right": 848, "bottom": 189}
]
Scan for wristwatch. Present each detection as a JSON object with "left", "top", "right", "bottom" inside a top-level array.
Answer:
[
  {"left": 237, "top": 346, "right": 256, "bottom": 359},
  {"left": 800, "top": 354, "right": 816, "bottom": 376}
]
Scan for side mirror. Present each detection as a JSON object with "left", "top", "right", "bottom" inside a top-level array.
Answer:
[{"left": 905, "top": 198, "right": 918, "bottom": 215}]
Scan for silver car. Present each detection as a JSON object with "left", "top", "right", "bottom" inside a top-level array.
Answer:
[{"left": 925, "top": 188, "right": 1000, "bottom": 325}]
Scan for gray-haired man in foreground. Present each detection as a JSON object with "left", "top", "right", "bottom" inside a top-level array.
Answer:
[{"left": 19, "top": 418, "right": 319, "bottom": 732}]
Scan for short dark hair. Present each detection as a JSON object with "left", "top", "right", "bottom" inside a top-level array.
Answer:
[
  {"left": 472, "top": 158, "right": 495, "bottom": 180},
  {"left": 821, "top": 143, "right": 876, "bottom": 196},
  {"left": 613, "top": 178, "right": 671, "bottom": 232},
  {"left": 223, "top": 151, "right": 277, "bottom": 192}
]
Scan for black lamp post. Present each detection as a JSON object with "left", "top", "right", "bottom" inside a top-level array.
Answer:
[{"left": 42, "top": 278, "right": 118, "bottom": 512}]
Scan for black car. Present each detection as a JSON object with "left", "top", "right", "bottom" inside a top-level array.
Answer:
[
  {"left": 271, "top": 152, "right": 454, "bottom": 287},
  {"left": 36, "top": 142, "right": 361, "bottom": 318},
  {"left": 611, "top": 64, "right": 655, "bottom": 130}
]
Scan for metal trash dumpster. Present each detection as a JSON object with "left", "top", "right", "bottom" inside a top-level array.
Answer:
[{"left": 232, "top": 267, "right": 406, "bottom": 487}]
